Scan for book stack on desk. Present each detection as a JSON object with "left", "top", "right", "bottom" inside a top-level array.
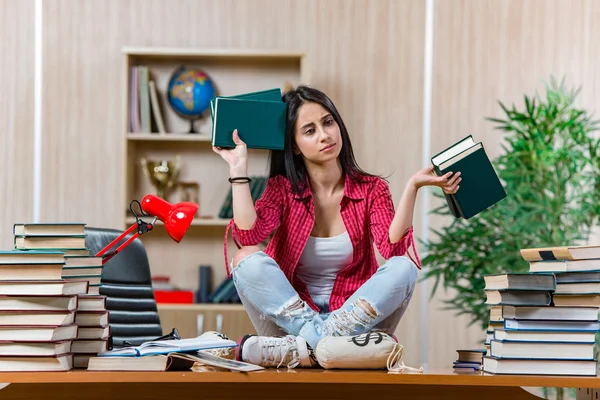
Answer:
[
  {"left": 13, "top": 223, "right": 103, "bottom": 295},
  {"left": 0, "top": 250, "right": 89, "bottom": 371},
  {"left": 482, "top": 245, "right": 600, "bottom": 376},
  {"left": 71, "top": 295, "right": 110, "bottom": 369},
  {"left": 12, "top": 222, "right": 110, "bottom": 369},
  {"left": 453, "top": 349, "right": 486, "bottom": 372},
  {"left": 483, "top": 305, "right": 504, "bottom": 353}
]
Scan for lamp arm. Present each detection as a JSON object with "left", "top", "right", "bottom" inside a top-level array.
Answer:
[{"left": 96, "top": 218, "right": 155, "bottom": 265}]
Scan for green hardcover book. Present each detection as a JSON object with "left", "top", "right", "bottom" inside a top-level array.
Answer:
[
  {"left": 210, "top": 88, "right": 282, "bottom": 122},
  {"left": 212, "top": 98, "right": 287, "bottom": 150},
  {"left": 431, "top": 135, "right": 506, "bottom": 219}
]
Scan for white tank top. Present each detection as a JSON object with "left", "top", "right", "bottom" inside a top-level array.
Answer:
[{"left": 296, "top": 231, "right": 354, "bottom": 298}]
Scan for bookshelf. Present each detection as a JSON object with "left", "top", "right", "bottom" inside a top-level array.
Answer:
[{"left": 122, "top": 47, "right": 308, "bottom": 340}]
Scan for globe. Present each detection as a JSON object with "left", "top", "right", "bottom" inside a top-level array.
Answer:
[{"left": 167, "top": 66, "right": 216, "bottom": 133}]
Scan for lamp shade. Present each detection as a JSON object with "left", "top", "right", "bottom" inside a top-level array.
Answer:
[{"left": 141, "top": 194, "right": 198, "bottom": 243}]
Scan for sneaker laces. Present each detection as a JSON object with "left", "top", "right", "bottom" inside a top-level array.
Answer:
[
  {"left": 261, "top": 336, "right": 301, "bottom": 369},
  {"left": 386, "top": 343, "right": 424, "bottom": 374}
]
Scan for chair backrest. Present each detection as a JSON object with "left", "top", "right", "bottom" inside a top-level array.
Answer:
[{"left": 84, "top": 227, "right": 163, "bottom": 347}]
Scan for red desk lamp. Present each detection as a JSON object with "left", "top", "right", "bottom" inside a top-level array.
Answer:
[{"left": 96, "top": 194, "right": 199, "bottom": 265}]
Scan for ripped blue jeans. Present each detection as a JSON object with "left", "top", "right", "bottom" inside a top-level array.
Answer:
[{"left": 231, "top": 251, "right": 418, "bottom": 349}]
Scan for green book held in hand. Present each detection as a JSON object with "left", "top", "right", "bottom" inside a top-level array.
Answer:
[
  {"left": 211, "top": 88, "right": 287, "bottom": 150},
  {"left": 210, "top": 88, "right": 282, "bottom": 122},
  {"left": 431, "top": 135, "right": 506, "bottom": 219}
]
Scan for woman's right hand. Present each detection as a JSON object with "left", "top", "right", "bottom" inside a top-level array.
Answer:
[{"left": 212, "top": 129, "right": 248, "bottom": 175}]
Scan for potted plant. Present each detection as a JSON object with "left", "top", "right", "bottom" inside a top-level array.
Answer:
[{"left": 421, "top": 77, "right": 600, "bottom": 400}]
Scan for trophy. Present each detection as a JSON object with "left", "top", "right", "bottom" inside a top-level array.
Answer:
[
  {"left": 178, "top": 181, "right": 199, "bottom": 207},
  {"left": 140, "top": 155, "right": 182, "bottom": 201}
]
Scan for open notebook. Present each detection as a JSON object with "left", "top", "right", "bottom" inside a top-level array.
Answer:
[{"left": 96, "top": 332, "right": 236, "bottom": 357}]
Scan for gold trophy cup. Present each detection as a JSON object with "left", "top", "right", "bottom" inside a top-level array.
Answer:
[{"left": 140, "top": 155, "right": 182, "bottom": 200}]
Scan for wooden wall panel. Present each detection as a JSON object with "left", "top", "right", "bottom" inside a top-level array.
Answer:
[
  {"left": 0, "top": 1, "right": 34, "bottom": 250},
  {"left": 427, "top": 0, "right": 600, "bottom": 368},
  {"left": 40, "top": 0, "right": 426, "bottom": 366}
]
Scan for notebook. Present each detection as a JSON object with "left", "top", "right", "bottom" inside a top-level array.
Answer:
[
  {"left": 96, "top": 333, "right": 237, "bottom": 357},
  {"left": 210, "top": 88, "right": 282, "bottom": 122},
  {"left": 211, "top": 88, "right": 287, "bottom": 150},
  {"left": 431, "top": 135, "right": 506, "bottom": 219}
]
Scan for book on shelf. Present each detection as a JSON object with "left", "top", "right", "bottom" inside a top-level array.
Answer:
[
  {"left": 129, "top": 66, "right": 167, "bottom": 134},
  {"left": 431, "top": 135, "right": 506, "bottom": 219},
  {"left": 218, "top": 176, "right": 267, "bottom": 219},
  {"left": 211, "top": 88, "right": 287, "bottom": 150},
  {"left": 138, "top": 66, "right": 151, "bottom": 133}
]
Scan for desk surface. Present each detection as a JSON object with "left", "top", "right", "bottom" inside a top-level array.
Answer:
[{"left": 0, "top": 368, "right": 596, "bottom": 388}]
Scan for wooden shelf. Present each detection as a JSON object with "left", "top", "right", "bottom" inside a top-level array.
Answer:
[
  {"left": 126, "top": 133, "right": 212, "bottom": 142},
  {"left": 122, "top": 46, "right": 306, "bottom": 295},
  {"left": 125, "top": 217, "right": 230, "bottom": 227},
  {"left": 122, "top": 46, "right": 306, "bottom": 60}
]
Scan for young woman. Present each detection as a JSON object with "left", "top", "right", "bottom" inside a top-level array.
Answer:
[{"left": 213, "top": 86, "right": 460, "bottom": 369}]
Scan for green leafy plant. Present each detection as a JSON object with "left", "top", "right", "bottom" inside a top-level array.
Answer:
[{"left": 422, "top": 76, "right": 600, "bottom": 330}]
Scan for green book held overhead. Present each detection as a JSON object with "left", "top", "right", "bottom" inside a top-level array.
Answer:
[
  {"left": 211, "top": 88, "right": 287, "bottom": 150},
  {"left": 431, "top": 135, "right": 506, "bottom": 219}
]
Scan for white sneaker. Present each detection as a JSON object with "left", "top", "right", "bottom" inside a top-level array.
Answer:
[
  {"left": 315, "top": 332, "right": 411, "bottom": 370},
  {"left": 237, "top": 334, "right": 313, "bottom": 368}
]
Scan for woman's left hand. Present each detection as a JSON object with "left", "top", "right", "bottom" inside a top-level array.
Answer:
[{"left": 409, "top": 165, "right": 461, "bottom": 194}]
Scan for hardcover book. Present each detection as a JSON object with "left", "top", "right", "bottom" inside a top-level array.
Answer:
[
  {"left": 211, "top": 88, "right": 286, "bottom": 150},
  {"left": 431, "top": 135, "right": 506, "bottom": 219}
]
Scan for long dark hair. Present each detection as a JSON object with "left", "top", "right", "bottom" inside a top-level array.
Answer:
[{"left": 268, "top": 85, "right": 380, "bottom": 196}]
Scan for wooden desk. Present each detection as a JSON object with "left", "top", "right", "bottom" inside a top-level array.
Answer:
[{"left": 0, "top": 369, "right": 596, "bottom": 400}]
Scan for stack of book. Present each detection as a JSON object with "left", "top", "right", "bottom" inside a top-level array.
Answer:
[
  {"left": 484, "top": 305, "right": 504, "bottom": 353},
  {"left": 482, "top": 244, "right": 600, "bottom": 376},
  {"left": 13, "top": 223, "right": 102, "bottom": 295},
  {"left": 0, "top": 250, "right": 89, "bottom": 371},
  {"left": 13, "top": 223, "right": 110, "bottom": 369},
  {"left": 452, "top": 349, "right": 486, "bottom": 372}
]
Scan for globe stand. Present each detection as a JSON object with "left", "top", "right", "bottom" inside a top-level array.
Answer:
[{"left": 187, "top": 119, "right": 199, "bottom": 134}]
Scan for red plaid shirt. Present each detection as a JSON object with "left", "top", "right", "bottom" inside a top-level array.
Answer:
[{"left": 223, "top": 174, "right": 421, "bottom": 312}]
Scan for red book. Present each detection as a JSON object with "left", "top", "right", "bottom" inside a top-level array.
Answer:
[{"left": 153, "top": 290, "right": 194, "bottom": 304}]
